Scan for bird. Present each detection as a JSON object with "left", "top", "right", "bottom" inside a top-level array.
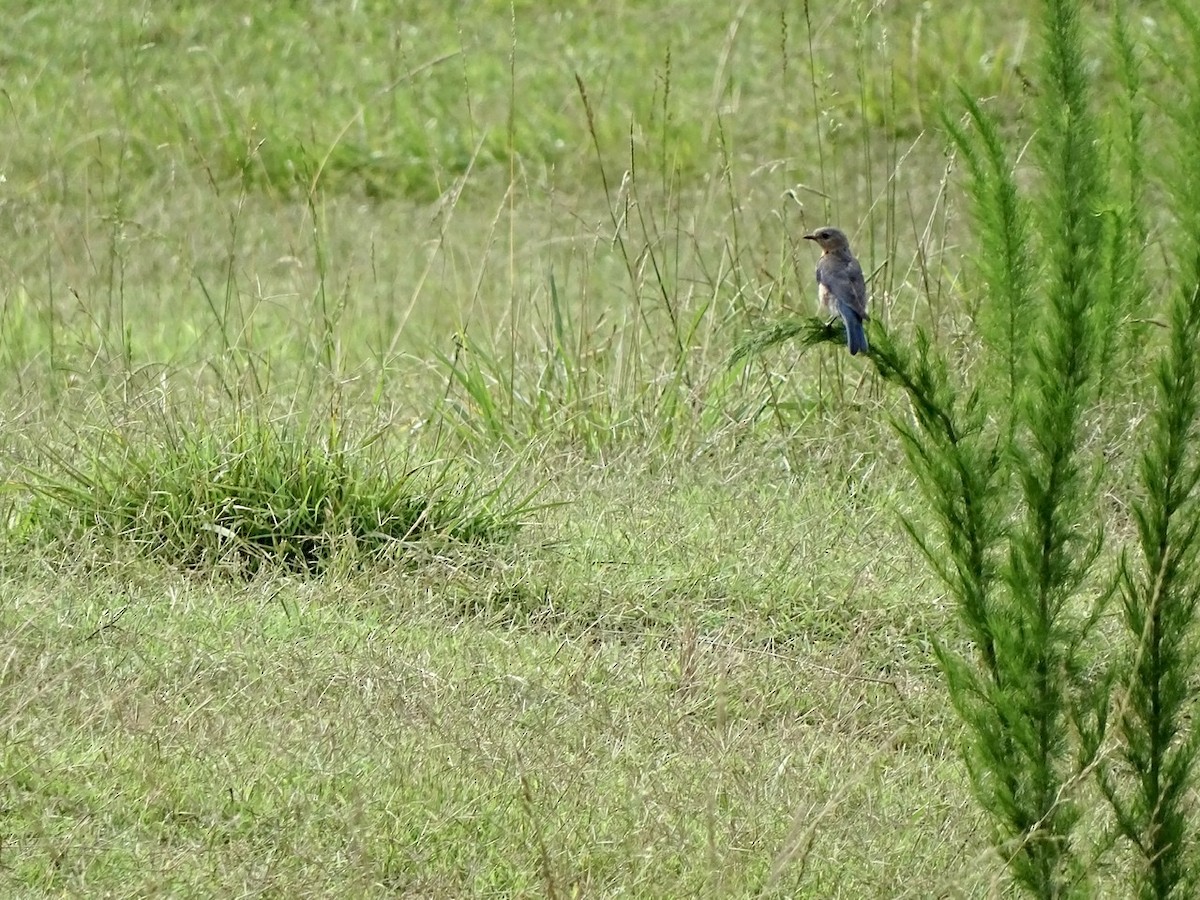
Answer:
[{"left": 802, "top": 226, "right": 869, "bottom": 355}]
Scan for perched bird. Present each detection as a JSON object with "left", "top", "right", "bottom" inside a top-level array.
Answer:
[{"left": 802, "top": 226, "right": 869, "bottom": 356}]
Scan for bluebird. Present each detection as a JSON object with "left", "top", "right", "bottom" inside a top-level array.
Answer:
[{"left": 803, "top": 226, "right": 869, "bottom": 355}]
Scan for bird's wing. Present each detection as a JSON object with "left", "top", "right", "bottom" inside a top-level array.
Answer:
[
  {"left": 845, "top": 259, "right": 868, "bottom": 317},
  {"left": 817, "top": 257, "right": 868, "bottom": 319}
]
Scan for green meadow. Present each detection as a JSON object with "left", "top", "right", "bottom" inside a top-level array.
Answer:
[{"left": 3, "top": 1, "right": 1197, "bottom": 896}]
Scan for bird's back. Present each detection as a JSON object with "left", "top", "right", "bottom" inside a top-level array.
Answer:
[{"left": 816, "top": 251, "right": 868, "bottom": 318}]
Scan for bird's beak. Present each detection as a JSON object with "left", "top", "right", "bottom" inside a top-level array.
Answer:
[{"left": 802, "top": 233, "right": 817, "bottom": 242}]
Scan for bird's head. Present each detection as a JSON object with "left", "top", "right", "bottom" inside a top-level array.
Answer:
[{"left": 802, "top": 226, "right": 851, "bottom": 252}]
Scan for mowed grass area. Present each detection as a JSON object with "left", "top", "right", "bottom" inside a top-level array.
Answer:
[
  {"left": 5, "top": 454, "right": 974, "bottom": 897},
  {"left": 0, "top": 0, "right": 1114, "bottom": 895}
]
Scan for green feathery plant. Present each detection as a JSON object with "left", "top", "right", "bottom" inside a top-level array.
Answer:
[
  {"left": 1102, "top": 257, "right": 1200, "bottom": 900},
  {"left": 1094, "top": 3, "right": 1200, "bottom": 897},
  {"left": 737, "top": 0, "right": 1200, "bottom": 894},
  {"left": 940, "top": 92, "right": 1034, "bottom": 413},
  {"left": 875, "top": 9, "right": 1113, "bottom": 888},
  {"left": 882, "top": 0, "right": 1200, "bottom": 894}
]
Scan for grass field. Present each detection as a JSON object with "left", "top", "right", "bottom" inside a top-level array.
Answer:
[{"left": 0, "top": 1, "right": 1180, "bottom": 896}]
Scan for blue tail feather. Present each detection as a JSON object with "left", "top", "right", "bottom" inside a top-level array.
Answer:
[{"left": 843, "top": 313, "right": 868, "bottom": 356}]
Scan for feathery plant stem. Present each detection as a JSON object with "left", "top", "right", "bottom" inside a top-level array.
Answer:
[
  {"left": 1097, "top": 4, "right": 1200, "bottom": 896},
  {"left": 877, "top": 0, "right": 1119, "bottom": 893},
  {"left": 994, "top": 7, "right": 1108, "bottom": 891},
  {"left": 869, "top": 327, "right": 1004, "bottom": 678},
  {"left": 1091, "top": 2, "right": 1149, "bottom": 404},
  {"left": 942, "top": 93, "right": 1034, "bottom": 412},
  {"left": 1107, "top": 265, "right": 1200, "bottom": 900}
]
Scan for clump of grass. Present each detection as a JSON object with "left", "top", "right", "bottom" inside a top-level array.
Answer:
[{"left": 17, "top": 415, "right": 520, "bottom": 575}]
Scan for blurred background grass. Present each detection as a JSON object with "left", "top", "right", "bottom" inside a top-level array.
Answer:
[{"left": 1, "top": 0, "right": 1037, "bottom": 403}]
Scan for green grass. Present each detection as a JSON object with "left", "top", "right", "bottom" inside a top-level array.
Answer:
[{"left": 0, "top": 0, "right": 1179, "bottom": 895}]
